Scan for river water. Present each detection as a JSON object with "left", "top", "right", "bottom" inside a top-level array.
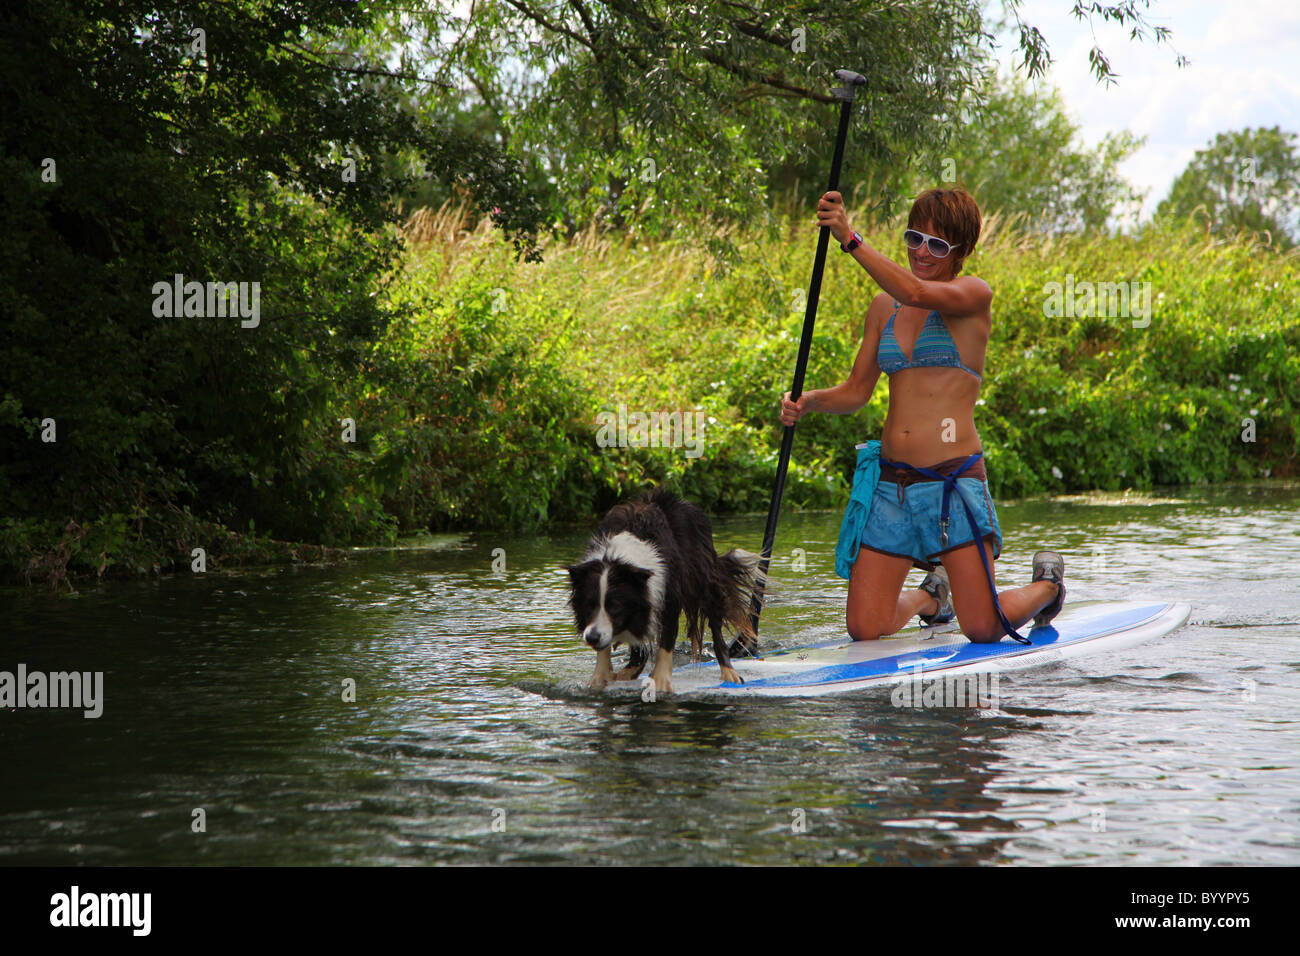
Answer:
[{"left": 3, "top": 483, "right": 1298, "bottom": 865}]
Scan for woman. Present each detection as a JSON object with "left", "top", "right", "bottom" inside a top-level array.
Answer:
[{"left": 780, "top": 188, "right": 1064, "bottom": 643}]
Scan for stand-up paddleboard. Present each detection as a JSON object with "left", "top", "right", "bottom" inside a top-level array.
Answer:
[{"left": 610, "top": 601, "right": 1190, "bottom": 698}]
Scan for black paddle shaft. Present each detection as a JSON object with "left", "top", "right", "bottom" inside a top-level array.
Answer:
[{"left": 744, "top": 70, "right": 866, "bottom": 648}]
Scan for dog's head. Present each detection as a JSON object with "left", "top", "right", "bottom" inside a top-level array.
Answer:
[{"left": 566, "top": 557, "right": 654, "bottom": 651}]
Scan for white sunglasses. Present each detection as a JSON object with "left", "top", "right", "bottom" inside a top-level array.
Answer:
[{"left": 904, "top": 228, "right": 960, "bottom": 259}]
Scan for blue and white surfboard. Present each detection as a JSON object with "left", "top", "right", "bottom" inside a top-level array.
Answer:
[{"left": 634, "top": 601, "right": 1190, "bottom": 698}]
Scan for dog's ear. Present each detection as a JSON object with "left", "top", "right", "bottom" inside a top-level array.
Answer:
[
  {"left": 566, "top": 559, "right": 601, "bottom": 583},
  {"left": 609, "top": 563, "right": 653, "bottom": 585}
]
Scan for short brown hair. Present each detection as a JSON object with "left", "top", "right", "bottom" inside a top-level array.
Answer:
[{"left": 908, "top": 188, "right": 981, "bottom": 275}]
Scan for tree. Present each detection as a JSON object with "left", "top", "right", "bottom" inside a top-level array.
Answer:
[
  {"left": 0, "top": 0, "right": 547, "bottom": 574},
  {"left": 1156, "top": 127, "right": 1300, "bottom": 249},
  {"left": 395, "top": 1, "right": 1187, "bottom": 248},
  {"left": 913, "top": 67, "right": 1145, "bottom": 232}
]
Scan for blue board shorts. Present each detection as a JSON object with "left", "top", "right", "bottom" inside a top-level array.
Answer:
[{"left": 860, "top": 458, "right": 1002, "bottom": 572}]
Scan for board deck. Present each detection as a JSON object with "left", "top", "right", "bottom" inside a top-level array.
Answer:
[{"left": 606, "top": 601, "right": 1190, "bottom": 698}]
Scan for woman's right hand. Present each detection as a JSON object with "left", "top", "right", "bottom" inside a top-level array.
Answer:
[{"left": 780, "top": 390, "right": 815, "bottom": 426}]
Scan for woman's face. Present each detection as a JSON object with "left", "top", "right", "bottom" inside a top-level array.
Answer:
[{"left": 907, "top": 220, "right": 959, "bottom": 282}]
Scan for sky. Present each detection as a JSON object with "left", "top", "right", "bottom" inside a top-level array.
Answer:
[{"left": 988, "top": 0, "right": 1300, "bottom": 221}]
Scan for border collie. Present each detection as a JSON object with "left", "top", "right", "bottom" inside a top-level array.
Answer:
[{"left": 566, "top": 487, "right": 762, "bottom": 693}]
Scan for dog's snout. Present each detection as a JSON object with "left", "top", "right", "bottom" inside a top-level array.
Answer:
[{"left": 583, "top": 625, "right": 607, "bottom": 648}]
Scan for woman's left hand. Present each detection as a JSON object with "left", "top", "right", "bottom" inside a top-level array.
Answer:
[{"left": 816, "top": 191, "right": 851, "bottom": 244}]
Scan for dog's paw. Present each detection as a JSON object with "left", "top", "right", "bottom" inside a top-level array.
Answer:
[
  {"left": 612, "top": 667, "right": 642, "bottom": 682},
  {"left": 653, "top": 675, "right": 674, "bottom": 696},
  {"left": 718, "top": 665, "right": 743, "bottom": 685},
  {"left": 588, "top": 671, "right": 614, "bottom": 690}
]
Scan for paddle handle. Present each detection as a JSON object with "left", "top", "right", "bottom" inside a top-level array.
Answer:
[{"left": 746, "top": 94, "right": 857, "bottom": 640}]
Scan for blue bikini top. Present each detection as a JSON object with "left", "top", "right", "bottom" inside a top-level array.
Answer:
[{"left": 877, "top": 300, "right": 981, "bottom": 379}]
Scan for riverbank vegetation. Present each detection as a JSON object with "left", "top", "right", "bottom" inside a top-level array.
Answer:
[{"left": 386, "top": 197, "right": 1299, "bottom": 528}]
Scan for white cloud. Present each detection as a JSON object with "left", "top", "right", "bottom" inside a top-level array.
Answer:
[
  {"left": 993, "top": 0, "right": 1300, "bottom": 221},
  {"left": 1203, "top": 2, "right": 1300, "bottom": 52}
]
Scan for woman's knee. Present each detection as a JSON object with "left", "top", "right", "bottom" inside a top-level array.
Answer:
[
  {"left": 846, "top": 610, "right": 889, "bottom": 642},
  {"left": 961, "top": 616, "right": 1004, "bottom": 643},
  {"left": 846, "top": 549, "right": 911, "bottom": 642}
]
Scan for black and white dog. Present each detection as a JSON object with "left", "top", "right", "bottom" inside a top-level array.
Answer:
[{"left": 566, "top": 487, "right": 762, "bottom": 693}]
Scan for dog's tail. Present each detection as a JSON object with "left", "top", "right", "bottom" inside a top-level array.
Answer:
[{"left": 718, "top": 548, "right": 767, "bottom": 654}]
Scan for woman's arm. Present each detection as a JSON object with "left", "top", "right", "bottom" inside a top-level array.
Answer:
[
  {"left": 816, "top": 192, "right": 993, "bottom": 317},
  {"left": 781, "top": 298, "right": 884, "bottom": 423},
  {"left": 847, "top": 244, "right": 991, "bottom": 316}
]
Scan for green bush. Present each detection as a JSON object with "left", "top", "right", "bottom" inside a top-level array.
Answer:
[{"left": 377, "top": 209, "right": 1297, "bottom": 525}]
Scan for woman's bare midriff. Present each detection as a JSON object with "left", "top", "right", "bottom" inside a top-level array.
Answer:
[{"left": 880, "top": 366, "right": 983, "bottom": 465}]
